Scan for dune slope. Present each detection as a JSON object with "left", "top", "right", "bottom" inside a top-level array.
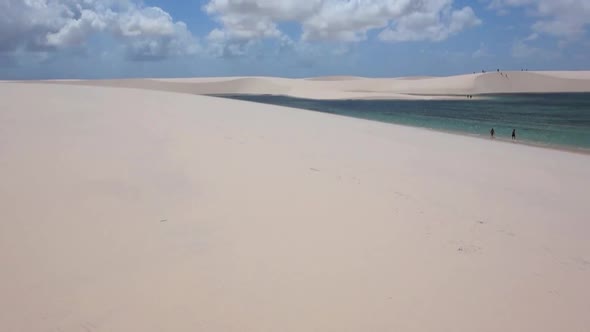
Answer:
[{"left": 1, "top": 83, "right": 590, "bottom": 332}]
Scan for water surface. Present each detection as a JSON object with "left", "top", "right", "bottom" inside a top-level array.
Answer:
[{"left": 218, "top": 93, "right": 590, "bottom": 151}]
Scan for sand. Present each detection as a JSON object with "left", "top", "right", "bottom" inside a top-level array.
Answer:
[
  {"left": 31, "top": 70, "right": 590, "bottom": 100},
  {"left": 1, "top": 80, "right": 590, "bottom": 332}
]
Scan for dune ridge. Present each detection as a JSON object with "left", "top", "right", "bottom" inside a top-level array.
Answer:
[{"left": 26, "top": 70, "right": 590, "bottom": 100}]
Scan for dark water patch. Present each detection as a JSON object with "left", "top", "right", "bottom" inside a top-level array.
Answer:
[{"left": 214, "top": 93, "right": 590, "bottom": 151}]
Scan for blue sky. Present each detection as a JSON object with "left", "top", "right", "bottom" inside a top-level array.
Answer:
[{"left": 0, "top": 0, "right": 588, "bottom": 79}]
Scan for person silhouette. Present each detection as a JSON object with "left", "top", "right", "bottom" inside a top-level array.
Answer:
[
  {"left": 490, "top": 128, "right": 495, "bottom": 138},
  {"left": 512, "top": 129, "right": 516, "bottom": 140}
]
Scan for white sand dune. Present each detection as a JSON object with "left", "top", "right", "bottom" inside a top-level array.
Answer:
[
  {"left": 392, "top": 76, "right": 435, "bottom": 80},
  {"left": 34, "top": 70, "right": 590, "bottom": 100},
  {"left": 1, "top": 82, "right": 589, "bottom": 332},
  {"left": 532, "top": 71, "right": 590, "bottom": 79},
  {"left": 472, "top": 71, "right": 590, "bottom": 94},
  {"left": 304, "top": 76, "right": 368, "bottom": 81}
]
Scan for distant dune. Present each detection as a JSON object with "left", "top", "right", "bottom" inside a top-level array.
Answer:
[
  {"left": 392, "top": 76, "right": 435, "bottom": 80},
  {"left": 11, "top": 71, "right": 590, "bottom": 100},
  {"left": 472, "top": 71, "right": 590, "bottom": 94},
  {"left": 304, "top": 76, "right": 368, "bottom": 81},
  {"left": 533, "top": 71, "right": 590, "bottom": 79}
]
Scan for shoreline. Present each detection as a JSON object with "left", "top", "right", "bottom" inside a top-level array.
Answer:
[
  {"left": 9, "top": 78, "right": 588, "bottom": 154},
  {"left": 209, "top": 94, "right": 590, "bottom": 156},
  {"left": 431, "top": 128, "right": 590, "bottom": 156}
]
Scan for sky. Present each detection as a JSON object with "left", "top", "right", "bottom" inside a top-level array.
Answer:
[{"left": 0, "top": 0, "right": 589, "bottom": 79}]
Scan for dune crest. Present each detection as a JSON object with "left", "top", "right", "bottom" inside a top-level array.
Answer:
[
  {"left": 473, "top": 72, "right": 590, "bottom": 94},
  {"left": 30, "top": 71, "right": 590, "bottom": 100}
]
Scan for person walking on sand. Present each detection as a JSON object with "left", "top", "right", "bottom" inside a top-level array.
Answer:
[
  {"left": 490, "top": 128, "right": 495, "bottom": 138},
  {"left": 512, "top": 129, "right": 516, "bottom": 140}
]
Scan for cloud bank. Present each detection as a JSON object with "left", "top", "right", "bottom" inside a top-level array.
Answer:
[
  {"left": 203, "top": 0, "right": 481, "bottom": 55},
  {"left": 0, "top": 0, "right": 198, "bottom": 60},
  {"left": 489, "top": 0, "right": 590, "bottom": 39}
]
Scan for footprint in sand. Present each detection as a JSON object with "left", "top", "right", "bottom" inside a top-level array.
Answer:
[
  {"left": 394, "top": 191, "right": 411, "bottom": 200},
  {"left": 571, "top": 257, "right": 590, "bottom": 270},
  {"left": 450, "top": 240, "right": 482, "bottom": 254},
  {"left": 497, "top": 229, "right": 516, "bottom": 237},
  {"left": 457, "top": 245, "right": 482, "bottom": 254}
]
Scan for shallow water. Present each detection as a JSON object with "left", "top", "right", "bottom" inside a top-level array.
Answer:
[{"left": 218, "top": 93, "right": 590, "bottom": 151}]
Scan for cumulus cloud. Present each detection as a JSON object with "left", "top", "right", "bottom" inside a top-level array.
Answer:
[
  {"left": 379, "top": 6, "right": 481, "bottom": 42},
  {"left": 46, "top": 8, "right": 110, "bottom": 47},
  {"left": 203, "top": 0, "right": 481, "bottom": 51},
  {"left": 489, "top": 0, "right": 590, "bottom": 39},
  {"left": 112, "top": 6, "right": 199, "bottom": 60},
  {"left": 0, "top": 0, "right": 198, "bottom": 61}
]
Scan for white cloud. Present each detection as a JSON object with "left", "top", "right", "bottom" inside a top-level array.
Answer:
[
  {"left": 0, "top": 0, "right": 199, "bottom": 60},
  {"left": 203, "top": 0, "right": 481, "bottom": 50},
  {"left": 113, "top": 6, "right": 199, "bottom": 60},
  {"left": 115, "top": 7, "right": 177, "bottom": 38},
  {"left": 379, "top": 6, "right": 481, "bottom": 42},
  {"left": 46, "top": 9, "right": 111, "bottom": 47},
  {"left": 489, "top": 0, "right": 590, "bottom": 39}
]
